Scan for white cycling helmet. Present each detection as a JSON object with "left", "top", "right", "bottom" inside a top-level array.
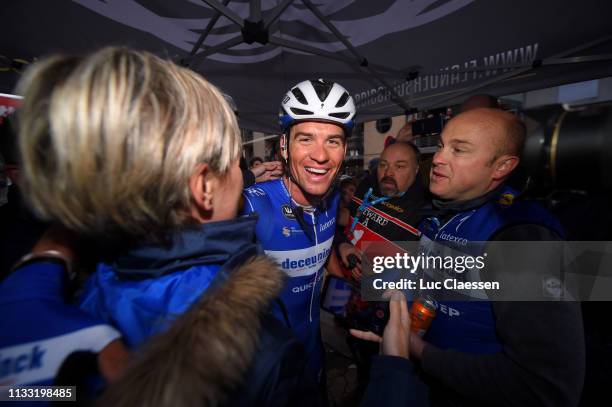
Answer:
[{"left": 279, "top": 78, "right": 356, "bottom": 134}]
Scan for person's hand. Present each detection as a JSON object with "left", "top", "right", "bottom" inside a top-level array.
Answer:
[
  {"left": 338, "top": 242, "right": 362, "bottom": 280},
  {"left": 349, "top": 290, "right": 411, "bottom": 358},
  {"left": 31, "top": 226, "right": 80, "bottom": 262},
  {"left": 98, "top": 338, "right": 131, "bottom": 382},
  {"left": 253, "top": 161, "right": 284, "bottom": 182},
  {"left": 409, "top": 330, "right": 427, "bottom": 360}
]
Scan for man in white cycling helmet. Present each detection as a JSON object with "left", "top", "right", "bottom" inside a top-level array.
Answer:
[{"left": 242, "top": 79, "right": 356, "bottom": 387}]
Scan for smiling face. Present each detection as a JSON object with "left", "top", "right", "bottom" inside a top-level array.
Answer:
[
  {"left": 429, "top": 109, "right": 520, "bottom": 201},
  {"left": 286, "top": 121, "right": 346, "bottom": 205}
]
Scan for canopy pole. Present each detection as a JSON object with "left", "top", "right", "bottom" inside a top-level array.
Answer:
[
  {"left": 183, "top": 35, "right": 244, "bottom": 67},
  {"left": 188, "top": 0, "right": 233, "bottom": 59},
  {"left": 249, "top": 0, "right": 261, "bottom": 21},
  {"left": 300, "top": 0, "right": 410, "bottom": 112},
  {"left": 201, "top": 0, "right": 244, "bottom": 27},
  {"left": 268, "top": 36, "right": 401, "bottom": 77}
]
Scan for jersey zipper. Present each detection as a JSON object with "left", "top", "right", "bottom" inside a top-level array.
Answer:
[{"left": 309, "top": 210, "right": 318, "bottom": 323}]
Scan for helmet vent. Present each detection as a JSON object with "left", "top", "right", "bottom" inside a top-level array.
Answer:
[
  {"left": 291, "top": 88, "right": 308, "bottom": 105},
  {"left": 335, "top": 92, "right": 349, "bottom": 108},
  {"left": 311, "top": 79, "right": 333, "bottom": 102},
  {"left": 290, "top": 107, "right": 314, "bottom": 116},
  {"left": 329, "top": 112, "right": 350, "bottom": 119}
]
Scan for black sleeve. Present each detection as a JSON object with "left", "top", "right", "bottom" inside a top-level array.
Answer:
[
  {"left": 235, "top": 314, "right": 322, "bottom": 407},
  {"left": 420, "top": 225, "right": 585, "bottom": 407},
  {"left": 334, "top": 223, "right": 350, "bottom": 247},
  {"left": 422, "top": 301, "right": 584, "bottom": 407},
  {"left": 361, "top": 356, "right": 427, "bottom": 406},
  {"left": 242, "top": 168, "right": 256, "bottom": 188}
]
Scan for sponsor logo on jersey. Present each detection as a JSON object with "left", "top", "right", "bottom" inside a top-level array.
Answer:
[
  {"left": 291, "top": 272, "right": 324, "bottom": 294},
  {"left": 292, "top": 281, "right": 315, "bottom": 293},
  {"left": 0, "top": 325, "right": 120, "bottom": 386},
  {"left": 319, "top": 218, "right": 335, "bottom": 232},
  {"left": 438, "top": 231, "right": 468, "bottom": 246},
  {"left": 432, "top": 300, "right": 461, "bottom": 317},
  {"left": 281, "top": 247, "right": 331, "bottom": 270},
  {"left": 281, "top": 204, "right": 296, "bottom": 220},
  {"left": 0, "top": 345, "right": 45, "bottom": 380},
  {"left": 266, "top": 236, "right": 334, "bottom": 277},
  {"left": 282, "top": 226, "right": 304, "bottom": 237},
  {"left": 245, "top": 187, "right": 266, "bottom": 197}
]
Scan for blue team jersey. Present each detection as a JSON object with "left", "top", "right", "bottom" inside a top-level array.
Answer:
[
  {"left": 0, "top": 263, "right": 120, "bottom": 395},
  {"left": 242, "top": 179, "right": 339, "bottom": 380}
]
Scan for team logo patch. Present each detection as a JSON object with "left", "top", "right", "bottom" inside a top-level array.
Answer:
[
  {"left": 281, "top": 226, "right": 304, "bottom": 237},
  {"left": 498, "top": 193, "right": 515, "bottom": 207},
  {"left": 281, "top": 204, "right": 296, "bottom": 220}
]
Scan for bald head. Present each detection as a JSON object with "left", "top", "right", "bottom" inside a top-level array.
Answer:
[
  {"left": 384, "top": 140, "right": 420, "bottom": 161},
  {"left": 449, "top": 108, "right": 525, "bottom": 160}
]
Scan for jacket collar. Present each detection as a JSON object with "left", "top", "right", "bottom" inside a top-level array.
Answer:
[
  {"left": 113, "top": 215, "right": 260, "bottom": 279},
  {"left": 431, "top": 184, "right": 510, "bottom": 218}
]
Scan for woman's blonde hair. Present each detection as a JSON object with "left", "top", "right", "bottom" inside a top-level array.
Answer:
[{"left": 17, "top": 47, "right": 241, "bottom": 239}]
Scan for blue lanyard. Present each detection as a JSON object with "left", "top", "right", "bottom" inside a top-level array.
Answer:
[{"left": 349, "top": 188, "right": 390, "bottom": 233}]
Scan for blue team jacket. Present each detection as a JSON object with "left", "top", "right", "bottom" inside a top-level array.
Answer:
[
  {"left": 419, "top": 185, "right": 564, "bottom": 353},
  {"left": 78, "top": 216, "right": 261, "bottom": 348}
]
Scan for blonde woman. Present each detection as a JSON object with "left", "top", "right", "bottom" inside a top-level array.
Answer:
[{"left": 11, "top": 47, "right": 317, "bottom": 405}]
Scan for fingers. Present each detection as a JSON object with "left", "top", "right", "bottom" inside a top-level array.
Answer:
[
  {"left": 349, "top": 329, "right": 382, "bottom": 343},
  {"left": 263, "top": 161, "right": 282, "bottom": 170},
  {"left": 381, "top": 289, "right": 403, "bottom": 301},
  {"left": 252, "top": 166, "right": 266, "bottom": 178},
  {"left": 384, "top": 290, "right": 409, "bottom": 328},
  {"left": 397, "top": 293, "right": 411, "bottom": 328},
  {"left": 351, "top": 267, "right": 362, "bottom": 281},
  {"left": 338, "top": 243, "right": 352, "bottom": 265},
  {"left": 387, "top": 292, "right": 401, "bottom": 327}
]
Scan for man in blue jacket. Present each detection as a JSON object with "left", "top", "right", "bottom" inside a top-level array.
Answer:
[
  {"left": 242, "top": 78, "right": 355, "bottom": 385},
  {"left": 409, "top": 108, "right": 585, "bottom": 407}
]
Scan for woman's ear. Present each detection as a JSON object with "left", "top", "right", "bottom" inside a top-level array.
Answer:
[{"left": 189, "top": 163, "right": 215, "bottom": 212}]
